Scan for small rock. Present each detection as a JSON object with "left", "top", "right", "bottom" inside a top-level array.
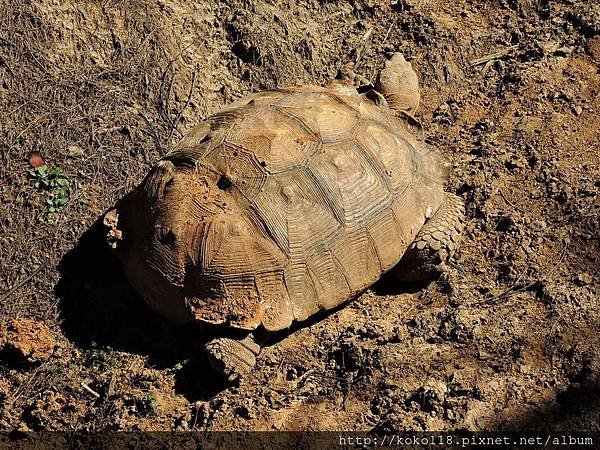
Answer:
[
  {"left": 414, "top": 379, "right": 448, "bottom": 412},
  {"left": 519, "top": 364, "right": 532, "bottom": 374},
  {"left": 574, "top": 273, "right": 592, "bottom": 286},
  {"left": 555, "top": 46, "right": 572, "bottom": 56},
  {"left": 28, "top": 151, "right": 45, "bottom": 168},
  {"left": 67, "top": 144, "right": 86, "bottom": 157},
  {"left": 540, "top": 40, "right": 559, "bottom": 55},
  {"left": 0, "top": 318, "right": 55, "bottom": 365},
  {"left": 476, "top": 350, "right": 492, "bottom": 361},
  {"left": 573, "top": 105, "right": 583, "bottom": 116}
]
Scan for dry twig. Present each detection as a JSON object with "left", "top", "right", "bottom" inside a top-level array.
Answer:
[
  {"left": 469, "top": 45, "right": 518, "bottom": 67},
  {"left": 477, "top": 243, "right": 568, "bottom": 306},
  {"left": 81, "top": 382, "right": 101, "bottom": 399},
  {"left": 167, "top": 70, "right": 196, "bottom": 144},
  {"left": 0, "top": 266, "right": 43, "bottom": 304}
]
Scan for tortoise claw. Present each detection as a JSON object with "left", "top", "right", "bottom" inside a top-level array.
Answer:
[{"left": 204, "top": 334, "right": 261, "bottom": 381}]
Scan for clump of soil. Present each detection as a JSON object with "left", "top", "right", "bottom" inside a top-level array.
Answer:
[
  {"left": 0, "top": 0, "right": 598, "bottom": 433},
  {"left": 0, "top": 318, "right": 55, "bottom": 365}
]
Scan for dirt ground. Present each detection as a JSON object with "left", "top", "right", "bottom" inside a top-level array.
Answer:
[{"left": 0, "top": 0, "right": 599, "bottom": 433}]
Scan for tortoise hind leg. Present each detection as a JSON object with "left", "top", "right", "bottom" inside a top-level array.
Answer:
[
  {"left": 392, "top": 193, "right": 465, "bottom": 282},
  {"left": 375, "top": 53, "right": 420, "bottom": 115},
  {"left": 204, "top": 333, "right": 261, "bottom": 381}
]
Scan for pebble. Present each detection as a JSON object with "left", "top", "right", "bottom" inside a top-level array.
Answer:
[
  {"left": 574, "top": 273, "right": 592, "bottom": 286},
  {"left": 67, "top": 144, "right": 86, "bottom": 157},
  {"left": 555, "top": 46, "right": 572, "bottom": 56}
]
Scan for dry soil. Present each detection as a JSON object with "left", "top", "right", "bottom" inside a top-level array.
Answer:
[{"left": 0, "top": 0, "right": 599, "bottom": 433}]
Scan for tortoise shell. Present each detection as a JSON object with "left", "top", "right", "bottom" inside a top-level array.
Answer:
[{"left": 111, "top": 85, "right": 450, "bottom": 331}]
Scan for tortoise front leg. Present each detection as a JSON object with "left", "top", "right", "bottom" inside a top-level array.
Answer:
[
  {"left": 204, "top": 333, "right": 262, "bottom": 381},
  {"left": 392, "top": 192, "right": 465, "bottom": 282}
]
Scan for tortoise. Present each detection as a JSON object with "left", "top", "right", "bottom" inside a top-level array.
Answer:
[{"left": 103, "top": 53, "right": 465, "bottom": 380}]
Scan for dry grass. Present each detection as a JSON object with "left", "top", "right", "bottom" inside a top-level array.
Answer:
[{"left": 0, "top": 0, "right": 194, "bottom": 322}]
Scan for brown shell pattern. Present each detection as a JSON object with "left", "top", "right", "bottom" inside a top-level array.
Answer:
[{"left": 143, "top": 86, "right": 449, "bottom": 331}]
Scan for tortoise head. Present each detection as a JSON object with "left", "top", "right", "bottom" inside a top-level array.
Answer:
[
  {"left": 103, "top": 159, "right": 234, "bottom": 323},
  {"left": 103, "top": 159, "right": 284, "bottom": 328}
]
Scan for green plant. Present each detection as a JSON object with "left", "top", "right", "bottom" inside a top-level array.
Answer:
[
  {"left": 28, "top": 165, "right": 70, "bottom": 212},
  {"left": 85, "top": 342, "right": 120, "bottom": 369},
  {"left": 139, "top": 393, "right": 158, "bottom": 416},
  {"left": 165, "top": 362, "right": 184, "bottom": 375}
]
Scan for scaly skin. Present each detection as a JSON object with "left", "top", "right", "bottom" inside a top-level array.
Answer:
[
  {"left": 392, "top": 193, "right": 466, "bottom": 282},
  {"left": 375, "top": 53, "right": 421, "bottom": 115},
  {"left": 204, "top": 334, "right": 261, "bottom": 381}
]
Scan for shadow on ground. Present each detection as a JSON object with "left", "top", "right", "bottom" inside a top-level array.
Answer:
[
  {"left": 371, "top": 272, "right": 431, "bottom": 296},
  {"left": 55, "top": 215, "right": 448, "bottom": 401},
  {"left": 55, "top": 216, "right": 226, "bottom": 401},
  {"left": 497, "top": 377, "right": 600, "bottom": 432}
]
